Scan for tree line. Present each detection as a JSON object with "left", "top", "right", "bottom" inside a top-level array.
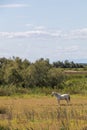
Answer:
[{"left": 0, "top": 57, "right": 84, "bottom": 89}]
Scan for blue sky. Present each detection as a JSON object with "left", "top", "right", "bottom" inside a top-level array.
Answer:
[{"left": 0, "top": 0, "right": 87, "bottom": 63}]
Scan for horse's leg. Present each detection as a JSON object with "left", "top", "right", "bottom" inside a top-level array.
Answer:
[
  {"left": 67, "top": 99, "right": 69, "bottom": 104},
  {"left": 65, "top": 98, "right": 69, "bottom": 104},
  {"left": 66, "top": 97, "right": 70, "bottom": 105},
  {"left": 57, "top": 99, "right": 60, "bottom": 105}
]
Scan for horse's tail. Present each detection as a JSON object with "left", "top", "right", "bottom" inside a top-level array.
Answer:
[{"left": 69, "top": 95, "right": 70, "bottom": 101}]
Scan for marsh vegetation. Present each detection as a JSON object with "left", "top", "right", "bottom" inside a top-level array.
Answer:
[{"left": 0, "top": 95, "right": 86, "bottom": 130}]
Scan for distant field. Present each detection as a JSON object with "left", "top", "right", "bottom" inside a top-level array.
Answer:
[
  {"left": 64, "top": 70, "right": 87, "bottom": 74},
  {"left": 0, "top": 95, "right": 86, "bottom": 130}
]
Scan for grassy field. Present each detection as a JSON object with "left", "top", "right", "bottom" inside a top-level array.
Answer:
[{"left": 0, "top": 95, "right": 87, "bottom": 130}]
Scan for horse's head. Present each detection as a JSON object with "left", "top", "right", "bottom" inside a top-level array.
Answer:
[
  {"left": 51, "top": 92, "right": 55, "bottom": 96},
  {"left": 51, "top": 92, "right": 57, "bottom": 96}
]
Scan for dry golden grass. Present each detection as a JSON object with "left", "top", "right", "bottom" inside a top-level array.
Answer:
[{"left": 0, "top": 95, "right": 86, "bottom": 130}]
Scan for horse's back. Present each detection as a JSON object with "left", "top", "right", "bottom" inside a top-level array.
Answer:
[
  {"left": 62, "top": 94, "right": 70, "bottom": 101},
  {"left": 61, "top": 94, "right": 69, "bottom": 96}
]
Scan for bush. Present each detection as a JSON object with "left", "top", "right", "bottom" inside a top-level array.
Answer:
[
  {"left": 0, "top": 126, "right": 10, "bottom": 130},
  {"left": 0, "top": 87, "right": 13, "bottom": 96}
]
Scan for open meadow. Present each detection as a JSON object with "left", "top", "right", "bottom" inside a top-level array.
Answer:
[{"left": 0, "top": 95, "right": 86, "bottom": 130}]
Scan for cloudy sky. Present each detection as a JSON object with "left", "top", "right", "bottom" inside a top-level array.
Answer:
[{"left": 0, "top": 0, "right": 87, "bottom": 63}]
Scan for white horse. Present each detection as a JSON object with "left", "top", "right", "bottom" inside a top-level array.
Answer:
[{"left": 51, "top": 92, "right": 70, "bottom": 105}]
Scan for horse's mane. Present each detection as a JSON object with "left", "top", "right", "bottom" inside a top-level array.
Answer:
[{"left": 52, "top": 92, "right": 61, "bottom": 96}]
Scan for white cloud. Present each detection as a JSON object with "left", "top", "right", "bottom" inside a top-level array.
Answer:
[
  {"left": 0, "top": 4, "right": 29, "bottom": 8},
  {"left": 1, "top": 28, "right": 87, "bottom": 40},
  {"left": 65, "top": 28, "right": 87, "bottom": 39},
  {"left": 25, "top": 24, "right": 46, "bottom": 30},
  {"left": 0, "top": 31, "right": 49, "bottom": 39}
]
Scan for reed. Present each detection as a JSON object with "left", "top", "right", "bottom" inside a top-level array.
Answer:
[{"left": 0, "top": 95, "right": 86, "bottom": 129}]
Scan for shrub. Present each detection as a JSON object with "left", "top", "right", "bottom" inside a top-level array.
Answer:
[{"left": 0, "top": 126, "right": 10, "bottom": 130}]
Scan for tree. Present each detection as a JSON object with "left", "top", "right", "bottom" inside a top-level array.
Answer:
[
  {"left": 47, "top": 68, "right": 65, "bottom": 89},
  {"left": 4, "top": 67, "right": 22, "bottom": 86},
  {"left": 53, "top": 61, "right": 64, "bottom": 68},
  {"left": 23, "top": 59, "right": 50, "bottom": 87}
]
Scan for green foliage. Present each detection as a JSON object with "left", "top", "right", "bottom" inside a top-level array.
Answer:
[
  {"left": 4, "top": 67, "right": 22, "bottom": 85},
  {"left": 53, "top": 60, "right": 84, "bottom": 68},
  {"left": 0, "top": 57, "right": 87, "bottom": 95},
  {"left": 22, "top": 58, "right": 51, "bottom": 87},
  {"left": 0, "top": 126, "right": 10, "bottom": 130},
  {"left": 47, "top": 68, "right": 65, "bottom": 89},
  {"left": 63, "top": 75, "right": 87, "bottom": 94}
]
